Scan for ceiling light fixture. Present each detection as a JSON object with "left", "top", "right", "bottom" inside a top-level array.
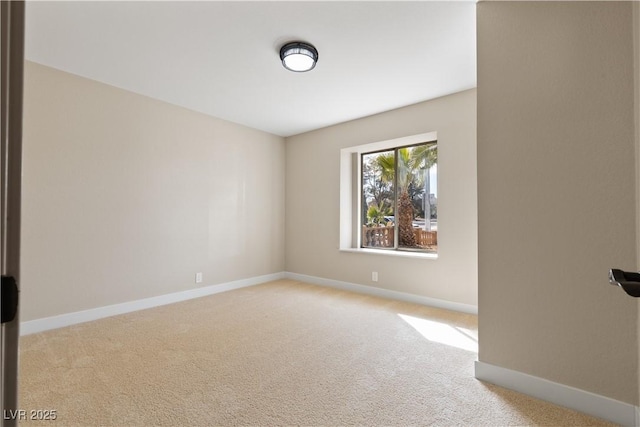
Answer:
[{"left": 279, "top": 41, "right": 318, "bottom": 72}]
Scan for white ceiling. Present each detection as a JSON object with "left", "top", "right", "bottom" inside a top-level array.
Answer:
[{"left": 25, "top": 1, "right": 476, "bottom": 137}]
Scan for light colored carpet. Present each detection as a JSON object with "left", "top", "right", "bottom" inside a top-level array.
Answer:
[{"left": 19, "top": 280, "right": 614, "bottom": 426}]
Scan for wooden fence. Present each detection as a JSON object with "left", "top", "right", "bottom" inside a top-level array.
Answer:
[
  {"left": 414, "top": 229, "right": 437, "bottom": 247},
  {"left": 362, "top": 225, "right": 394, "bottom": 248},
  {"left": 362, "top": 226, "right": 437, "bottom": 248}
]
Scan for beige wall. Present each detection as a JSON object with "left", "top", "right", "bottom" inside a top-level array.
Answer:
[
  {"left": 21, "top": 61, "right": 285, "bottom": 321},
  {"left": 285, "top": 89, "right": 477, "bottom": 306},
  {"left": 478, "top": 2, "right": 637, "bottom": 404}
]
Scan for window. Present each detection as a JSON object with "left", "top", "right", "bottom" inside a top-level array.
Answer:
[
  {"left": 361, "top": 141, "right": 437, "bottom": 253},
  {"left": 339, "top": 132, "right": 437, "bottom": 258}
]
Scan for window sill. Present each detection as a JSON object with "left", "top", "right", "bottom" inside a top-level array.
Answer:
[{"left": 339, "top": 248, "right": 438, "bottom": 260}]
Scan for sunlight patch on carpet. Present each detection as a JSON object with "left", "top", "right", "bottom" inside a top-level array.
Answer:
[{"left": 398, "top": 314, "right": 478, "bottom": 353}]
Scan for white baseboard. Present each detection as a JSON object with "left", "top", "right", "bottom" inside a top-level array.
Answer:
[
  {"left": 284, "top": 272, "right": 478, "bottom": 315},
  {"left": 20, "top": 271, "right": 475, "bottom": 335},
  {"left": 475, "top": 360, "right": 637, "bottom": 427},
  {"left": 20, "top": 272, "right": 285, "bottom": 336}
]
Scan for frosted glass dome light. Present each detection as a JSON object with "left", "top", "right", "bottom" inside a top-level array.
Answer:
[{"left": 280, "top": 42, "right": 318, "bottom": 72}]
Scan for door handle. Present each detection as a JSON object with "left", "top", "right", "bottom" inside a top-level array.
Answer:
[
  {"left": 1, "top": 276, "right": 18, "bottom": 323},
  {"left": 609, "top": 269, "right": 640, "bottom": 297}
]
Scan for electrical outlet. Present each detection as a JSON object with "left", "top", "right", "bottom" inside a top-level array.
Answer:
[
  {"left": 195, "top": 272, "right": 203, "bottom": 284},
  {"left": 372, "top": 271, "right": 378, "bottom": 282}
]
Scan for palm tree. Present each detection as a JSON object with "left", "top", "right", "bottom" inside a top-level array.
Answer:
[
  {"left": 406, "top": 143, "right": 437, "bottom": 232},
  {"left": 366, "top": 202, "right": 392, "bottom": 226},
  {"left": 376, "top": 143, "right": 437, "bottom": 247}
]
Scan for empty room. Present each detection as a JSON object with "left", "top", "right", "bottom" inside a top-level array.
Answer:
[{"left": 2, "top": 1, "right": 640, "bottom": 426}]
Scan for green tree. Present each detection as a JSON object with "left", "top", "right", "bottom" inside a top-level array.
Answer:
[
  {"left": 362, "top": 156, "right": 394, "bottom": 215},
  {"left": 406, "top": 143, "right": 437, "bottom": 232},
  {"left": 366, "top": 202, "right": 392, "bottom": 226},
  {"left": 376, "top": 143, "right": 437, "bottom": 247}
]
